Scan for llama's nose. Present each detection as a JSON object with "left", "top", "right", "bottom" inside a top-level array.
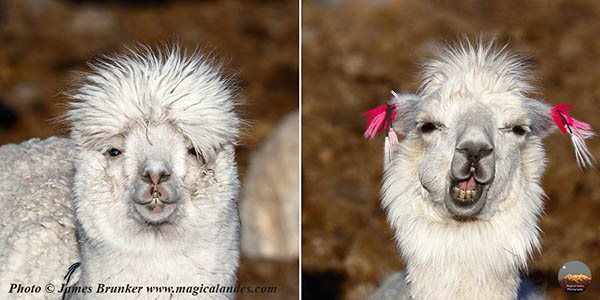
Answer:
[
  {"left": 456, "top": 141, "right": 494, "bottom": 164},
  {"left": 452, "top": 125, "right": 495, "bottom": 184},
  {"left": 455, "top": 124, "right": 494, "bottom": 163},
  {"left": 141, "top": 166, "right": 171, "bottom": 185}
]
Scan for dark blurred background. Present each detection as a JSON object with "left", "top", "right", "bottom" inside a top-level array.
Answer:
[
  {"left": 302, "top": 0, "right": 599, "bottom": 299},
  {"left": 0, "top": 0, "right": 298, "bottom": 299}
]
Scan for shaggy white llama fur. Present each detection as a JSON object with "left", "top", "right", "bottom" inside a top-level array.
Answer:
[
  {"left": 368, "top": 41, "right": 570, "bottom": 300},
  {"left": 63, "top": 46, "right": 242, "bottom": 299},
  {"left": 240, "top": 110, "right": 299, "bottom": 259}
]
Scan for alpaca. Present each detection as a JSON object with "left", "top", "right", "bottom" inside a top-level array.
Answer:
[
  {"left": 0, "top": 45, "right": 243, "bottom": 300},
  {"left": 364, "top": 40, "right": 595, "bottom": 300},
  {"left": 240, "top": 110, "right": 299, "bottom": 260},
  {"left": 0, "top": 137, "right": 80, "bottom": 299},
  {"left": 63, "top": 46, "right": 242, "bottom": 299}
]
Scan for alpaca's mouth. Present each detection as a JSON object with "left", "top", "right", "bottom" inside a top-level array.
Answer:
[{"left": 133, "top": 198, "right": 178, "bottom": 225}]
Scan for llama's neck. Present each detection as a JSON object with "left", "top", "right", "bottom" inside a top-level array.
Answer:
[
  {"left": 386, "top": 188, "right": 542, "bottom": 300},
  {"left": 399, "top": 214, "right": 529, "bottom": 299},
  {"left": 394, "top": 196, "right": 541, "bottom": 300},
  {"left": 404, "top": 255, "right": 520, "bottom": 299}
]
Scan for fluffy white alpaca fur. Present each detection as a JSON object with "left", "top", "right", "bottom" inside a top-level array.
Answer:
[
  {"left": 370, "top": 40, "right": 558, "bottom": 300},
  {"left": 0, "top": 138, "right": 80, "bottom": 300},
  {"left": 240, "top": 110, "right": 299, "bottom": 259},
  {"left": 63, "top": 45, "right": 242, "bottom": 299}
]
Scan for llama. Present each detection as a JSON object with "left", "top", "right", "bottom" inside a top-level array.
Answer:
[
  {"left": 364, "top": 40, "right": 595, "bottom": 300},
  {"left": 0, "top": 45, "right": 243, "bottom": 300}
]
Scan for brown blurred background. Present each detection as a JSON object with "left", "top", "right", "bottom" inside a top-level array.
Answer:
[
  {"left": 302, "top": 0, "right": 599, "bottom": 299},
  {"left": 0, "top": 0, "right": 298, "bottom": 299}
]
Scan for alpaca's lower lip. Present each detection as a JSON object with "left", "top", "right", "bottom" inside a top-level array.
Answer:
[{"left": 133, "top": 200, "right": 177, "bottom": 225}]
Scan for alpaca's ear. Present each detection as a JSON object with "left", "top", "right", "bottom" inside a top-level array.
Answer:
[
  {"left": 525, "top": 99, "right": 555, "bottom": 139},
  {"left": 388, "top": 92, "right": 422, "bottom": 136}
]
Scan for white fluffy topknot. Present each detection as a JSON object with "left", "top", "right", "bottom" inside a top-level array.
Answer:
[
  {"left": 419, "top": 38, "right": 535, "bottom": 99},
  {"left": 65, "top": 44, "right": 241, "bottom": 160}
]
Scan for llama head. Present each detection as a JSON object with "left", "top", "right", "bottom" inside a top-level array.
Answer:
[
  {"left": 383, "top": 41, "right": 561, "bottom": 220},
  {"left": 65, "top": 45, "right": 241, "bottom": 247}
]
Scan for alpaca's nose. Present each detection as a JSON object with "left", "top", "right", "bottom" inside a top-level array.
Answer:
[
  {"left": 133, "top": 162, "right": 178, "bottom": 207},
  {"left": 141, "top": 166, "right": 171, "bottom": 185}
]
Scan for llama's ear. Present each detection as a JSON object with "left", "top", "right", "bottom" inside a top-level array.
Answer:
[
  {"left": 362, "top": 92, "right": 420, "bottom": 140},
  {"left": 525, "top": 99, "right": 555, "bottom": 139},
  {"left": 362, "top": 92, "right": 420, "bottom": 167},
  {"left": 388, "top": 92, "right": 421, "bottom": 136},
  {"left": 527, "top": 99, "right": 596, "bottom": 168},
  {"left": 549, "top": 103, "right": 596, "bottom": 169}
]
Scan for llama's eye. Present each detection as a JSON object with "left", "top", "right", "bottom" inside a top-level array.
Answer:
[
  {"left": 512, "top": 126, "right": 526, "bottom": 136},
  {"left": 107, "top": 148, "right": 122, "bottom": 157},
  {"left": 420, "top": 122, "right": 437, "bottom": 134}
]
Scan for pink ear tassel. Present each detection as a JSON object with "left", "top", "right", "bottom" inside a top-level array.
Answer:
[
  {"left": 362, "top": 104, "right": 397, "bottom": 138},
  {"left": 551, "top": 104, "right": 596, "bottom": 169},
  {"left": 384, "top": 127, "right": 399, "bottom": 165},
  {"left": 362, "top": 104, "right": 398, "bottom": 164}
]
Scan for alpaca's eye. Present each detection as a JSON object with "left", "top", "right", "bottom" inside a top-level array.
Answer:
[
  {"left": 421, "top": 122, "right": 437, "bottom": 134},
  {"left": 188, "top": 147, "right": 206, "bottom": 164},
  {"left": 512, "top": 126, "right": 526, "bottom": 136},
  {"left": 107, "top": 148, "right": 121, "bottom": 157}
]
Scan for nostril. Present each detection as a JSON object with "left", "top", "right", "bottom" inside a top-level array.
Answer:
[
  {"left": 140, "top": 169, "right": 171, "bottom": 185},
  {"left": 480, "top": 148, "right": 494, "bottom": 158},
  {"left": 158, "top": 171, "right": 170, "bottom": 184},
  {"left": 457, "top": 142, "right": 494, "bottom": 163},
  {"left": 140, "top": 172, "right": 152, "bottom": 184}
]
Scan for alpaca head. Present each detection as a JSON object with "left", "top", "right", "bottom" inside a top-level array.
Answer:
[
  {"left": 386, "top": 41, "right": 558, "bottom": 220},
  {"left": 65, "top": 45, "right": 241, "bottom": 247}
]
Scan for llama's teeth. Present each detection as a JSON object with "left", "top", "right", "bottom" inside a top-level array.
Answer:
[
  {"left": 459, "top": 190, "right": 466, "bottom": 199},
  {"left": 466, "top": 190, "right": 472, "bottom": 199},
  {"left": 453, "top": 187, "right": 460, "bottom": 197},
  {"left": 472, "top": 190, "right": 477, "bottom": 198}
]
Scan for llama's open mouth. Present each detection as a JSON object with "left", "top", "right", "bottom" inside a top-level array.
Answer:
[
  {"left": 450, "top": 176, "right": 483, "bottom": 203},
  {"left": 446, "top": 174, "right": 489, "bottom": 218}
]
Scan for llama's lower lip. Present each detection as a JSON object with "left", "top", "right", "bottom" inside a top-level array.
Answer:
[
  {"left": 449, "top": 181, "right": 484, "bottom": 203},
  {"left": 445, "top": 176, "right": 489, "bottom": 218}
]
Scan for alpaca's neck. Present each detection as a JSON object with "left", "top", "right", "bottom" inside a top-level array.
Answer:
[{"left": 74, "top": 216, "right": 239, "bottom": 298}]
